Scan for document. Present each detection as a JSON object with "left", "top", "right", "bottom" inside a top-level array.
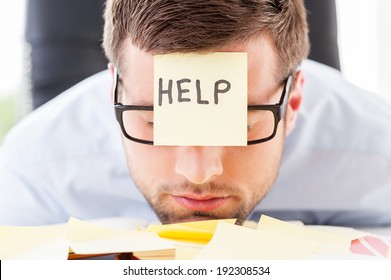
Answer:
[{"left": 1, "top": 215, "right": 390, "bottom": 260}]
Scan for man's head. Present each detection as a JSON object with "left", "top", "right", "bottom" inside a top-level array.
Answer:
[{"left": 103, "top": 0, "right": 309, "bottom": 224}]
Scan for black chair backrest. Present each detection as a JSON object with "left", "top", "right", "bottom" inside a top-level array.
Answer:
[
  {"left": 306, "top": 0, "right": 340, "bottom": 71},
  {"left": 25, "top": 0, "right": 340, "bottom": 109}
]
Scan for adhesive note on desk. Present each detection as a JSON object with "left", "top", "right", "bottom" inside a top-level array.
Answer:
[
  {"left": 0, "top": 224, "right": 68, "bottom": 260},
  {"left": 154, "top": 52, "right": 247, "bottom": 146},
  {"left": 194, "top": 221, "right": 314, "bottom": 259},
  {"left": 350, "top": 235, "right": 391, "bottom": 258},
  {"left": 147, "top": 218, "right": 236, "bottom": 242},
  {"left": 306, "top": 225, "right": 367, "bottom": 240},
  {"left": 257, "top": 215, "right": 351, "bottom": 255},
  {"left": 67, "top": 217, "right": 174, "bottom": 255}
]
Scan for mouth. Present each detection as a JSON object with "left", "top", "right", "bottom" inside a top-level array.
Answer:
[{"left": 170, "top": 194, "right": 231, "bottom": 212}]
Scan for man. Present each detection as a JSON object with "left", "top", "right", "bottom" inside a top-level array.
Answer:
[
  {"left": 101, "top": 0, "right": 309, "bottom": 225},
  {"left": 1, "top": 0, "right": 390, "bottom": 227}
]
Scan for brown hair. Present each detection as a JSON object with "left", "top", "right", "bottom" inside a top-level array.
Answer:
[{"left": 103, "top": 0, "right": 309, "bottom": 79}]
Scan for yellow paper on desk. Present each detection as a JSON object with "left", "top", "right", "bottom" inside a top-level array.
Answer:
[
  {"left": 257, "top": 215, "right": 351, "bottom": 255},
  {"left": 147, "top": 219, "right": 236, "bottom": 242},
  {"left": 0, "top": 224, "right": 68, "bottom": 260},
  {"left": 195, "top": 221, "right": 314, "bottom": 259},
  {"left": 67, "top": 217, "right": 174, "bottom": 255}
]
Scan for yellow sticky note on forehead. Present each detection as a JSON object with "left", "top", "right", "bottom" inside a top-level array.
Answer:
[{"left": 154, "top": 52, "right": 247, "bottom": 146}]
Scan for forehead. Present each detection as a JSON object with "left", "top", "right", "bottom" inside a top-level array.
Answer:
[{"left": 120, "top": 36, "right": 280, "bottom": 104}]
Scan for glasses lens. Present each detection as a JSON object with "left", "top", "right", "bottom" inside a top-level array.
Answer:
[
  {"left": 121, "top": 109, "right": 275, "bottom": 144},
  {"left": 247, "top": 110, "right": 276, "bottom": 142},
  {"left": 122, "top": 110, "right": 154, "bottom": 142}
]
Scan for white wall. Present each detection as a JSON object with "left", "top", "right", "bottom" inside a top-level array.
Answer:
[
  {"left": 336, "top": 0, "right": 391, "bottom": 104},
  {"left": 0, "top": 1, "right": 26, "bottom": 98},
  {"left": 378, "top": 0, "right": 391, "bottom": 104}
]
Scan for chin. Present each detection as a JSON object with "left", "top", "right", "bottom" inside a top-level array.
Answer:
[
  {"left": 177, "top": 216, "right": 216, "bottom": 223},
  {"left": 159, "top": 215, "right": 213, "bottom": 225},
  {"left": 158, "top": 209, "right": 245, "bottom": 224}
]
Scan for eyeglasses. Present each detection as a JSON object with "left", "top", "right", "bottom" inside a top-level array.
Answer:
[{"left": 113, "top": 69, "right": 292, "bottom": 145}]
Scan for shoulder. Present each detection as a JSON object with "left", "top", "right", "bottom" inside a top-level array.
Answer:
[
  {"left": 0, "top": 71, "right": 152, "bottom": 225},
  {"left": 2, "top": 70, "right": 121, "bottom": 167},
  {"left": 257, "top": 60, "right": 391, "bottom": 226},
  {"left": 299, "top": 59, "right": 391, "bottom": 155}
]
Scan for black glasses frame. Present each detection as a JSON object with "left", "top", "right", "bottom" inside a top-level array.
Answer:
[{"left": 113, "top": 68, "right": 292, "bottom": 145}]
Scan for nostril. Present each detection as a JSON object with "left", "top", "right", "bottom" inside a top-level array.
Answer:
[{"left": 174, "top": 146, "right": 223, "bottom": 184}]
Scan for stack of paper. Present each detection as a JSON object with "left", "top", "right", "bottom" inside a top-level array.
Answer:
[
  {"left": 1, "top": 215, "right": 390, "bottom": 260},
  {"left": 67, "top": 218, "right": 175, "bottom": 260},
  {"left": 0, "top": 224, "right": 68, "bottom": 259}
]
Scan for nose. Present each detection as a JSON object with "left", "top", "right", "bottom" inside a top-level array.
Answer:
[{"left": 175, "top": 146, "right": 224, "bottom": 184}]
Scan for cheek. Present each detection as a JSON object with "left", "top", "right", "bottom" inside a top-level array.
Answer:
[
  {"left": 123, "top": 140, "right": 176, "bottom": 180},
  {"left": 224, "top": 132, "right": 285, "bottom": 183}
]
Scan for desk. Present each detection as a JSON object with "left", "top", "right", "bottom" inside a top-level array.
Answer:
[
  {"left": 360, "top": 226, "right": 391, "bottom": 237},
  {"left": 2, "top": 217, "right": 390, "bottom": 260},
  {"left": 86, "top": 216, "right": 391, "bottom": 237}
]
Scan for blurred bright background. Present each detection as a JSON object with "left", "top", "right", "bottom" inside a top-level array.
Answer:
[
  {"left": 336, "top": 0, "right": 391, "bottom": 100},
  {"left": 0, "top": 0, "right": 390, "bottom": 144},
  {"left": 0, "top": 1, "right": 28, "bottom": 143}
]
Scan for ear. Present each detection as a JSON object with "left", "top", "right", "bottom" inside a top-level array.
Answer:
[
  {"left": 285, "top": 70, "right": 304, "bottom": 136},
  {"left": 108, "top": 63, "right": 116, "bottom": 102}
]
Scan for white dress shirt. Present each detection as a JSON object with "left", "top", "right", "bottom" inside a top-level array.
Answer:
[{"left": 1, "top": 60, "right": 390, "bottom": 226}]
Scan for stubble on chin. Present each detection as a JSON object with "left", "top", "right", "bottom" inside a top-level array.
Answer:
[
  {"left": 124, "top": 129, "right": 286, "bottom": 225},
  {"left": 140, "top": 182, "right": 270, "bottom": 225},
  {"left": 127, "top": 155, "right": 283, "bottom": 225}
]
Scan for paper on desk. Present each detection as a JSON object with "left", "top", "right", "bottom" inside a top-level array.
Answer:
[
  {"left": 147, "top": 219, "right": 235, "bottom": 259},
  {"left": 175, "top": 244, "right": 204, "bottom": 260},
  {"left": 350, "top": 235, "right": 391, "bottom": 258},
  {"left": 147, "top": 219, "right": 236, "bottom": 242},
  {"left": 194, "top": 221, "right": 314, "bottom": 259},
  {"left": 306, "top": 225, "right": 368, "bottom": 240},
  {"left": 257, "top": 215, "right": 351, "bottom": 255},
  {"left": 67, "top": 217, "right": 174, "bottom": 254},
  {"left": 307, "top": 224, "right": 391, "bottom": 259},
  {"left": 0, "top": 224, "right": 68, "bottom": 260}
]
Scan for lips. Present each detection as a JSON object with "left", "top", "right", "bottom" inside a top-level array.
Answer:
[{"left": 171, "top": 194, "right": 230, "bottom": 211}]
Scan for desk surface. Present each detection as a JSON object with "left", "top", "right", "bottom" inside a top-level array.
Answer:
[{"left": 84, "top": 216, "right": 391, "bottom": 238}]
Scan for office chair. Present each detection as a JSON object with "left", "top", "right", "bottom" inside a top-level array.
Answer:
[{"left": 25, "top": 0, "right": 340, "bottom": 109}]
